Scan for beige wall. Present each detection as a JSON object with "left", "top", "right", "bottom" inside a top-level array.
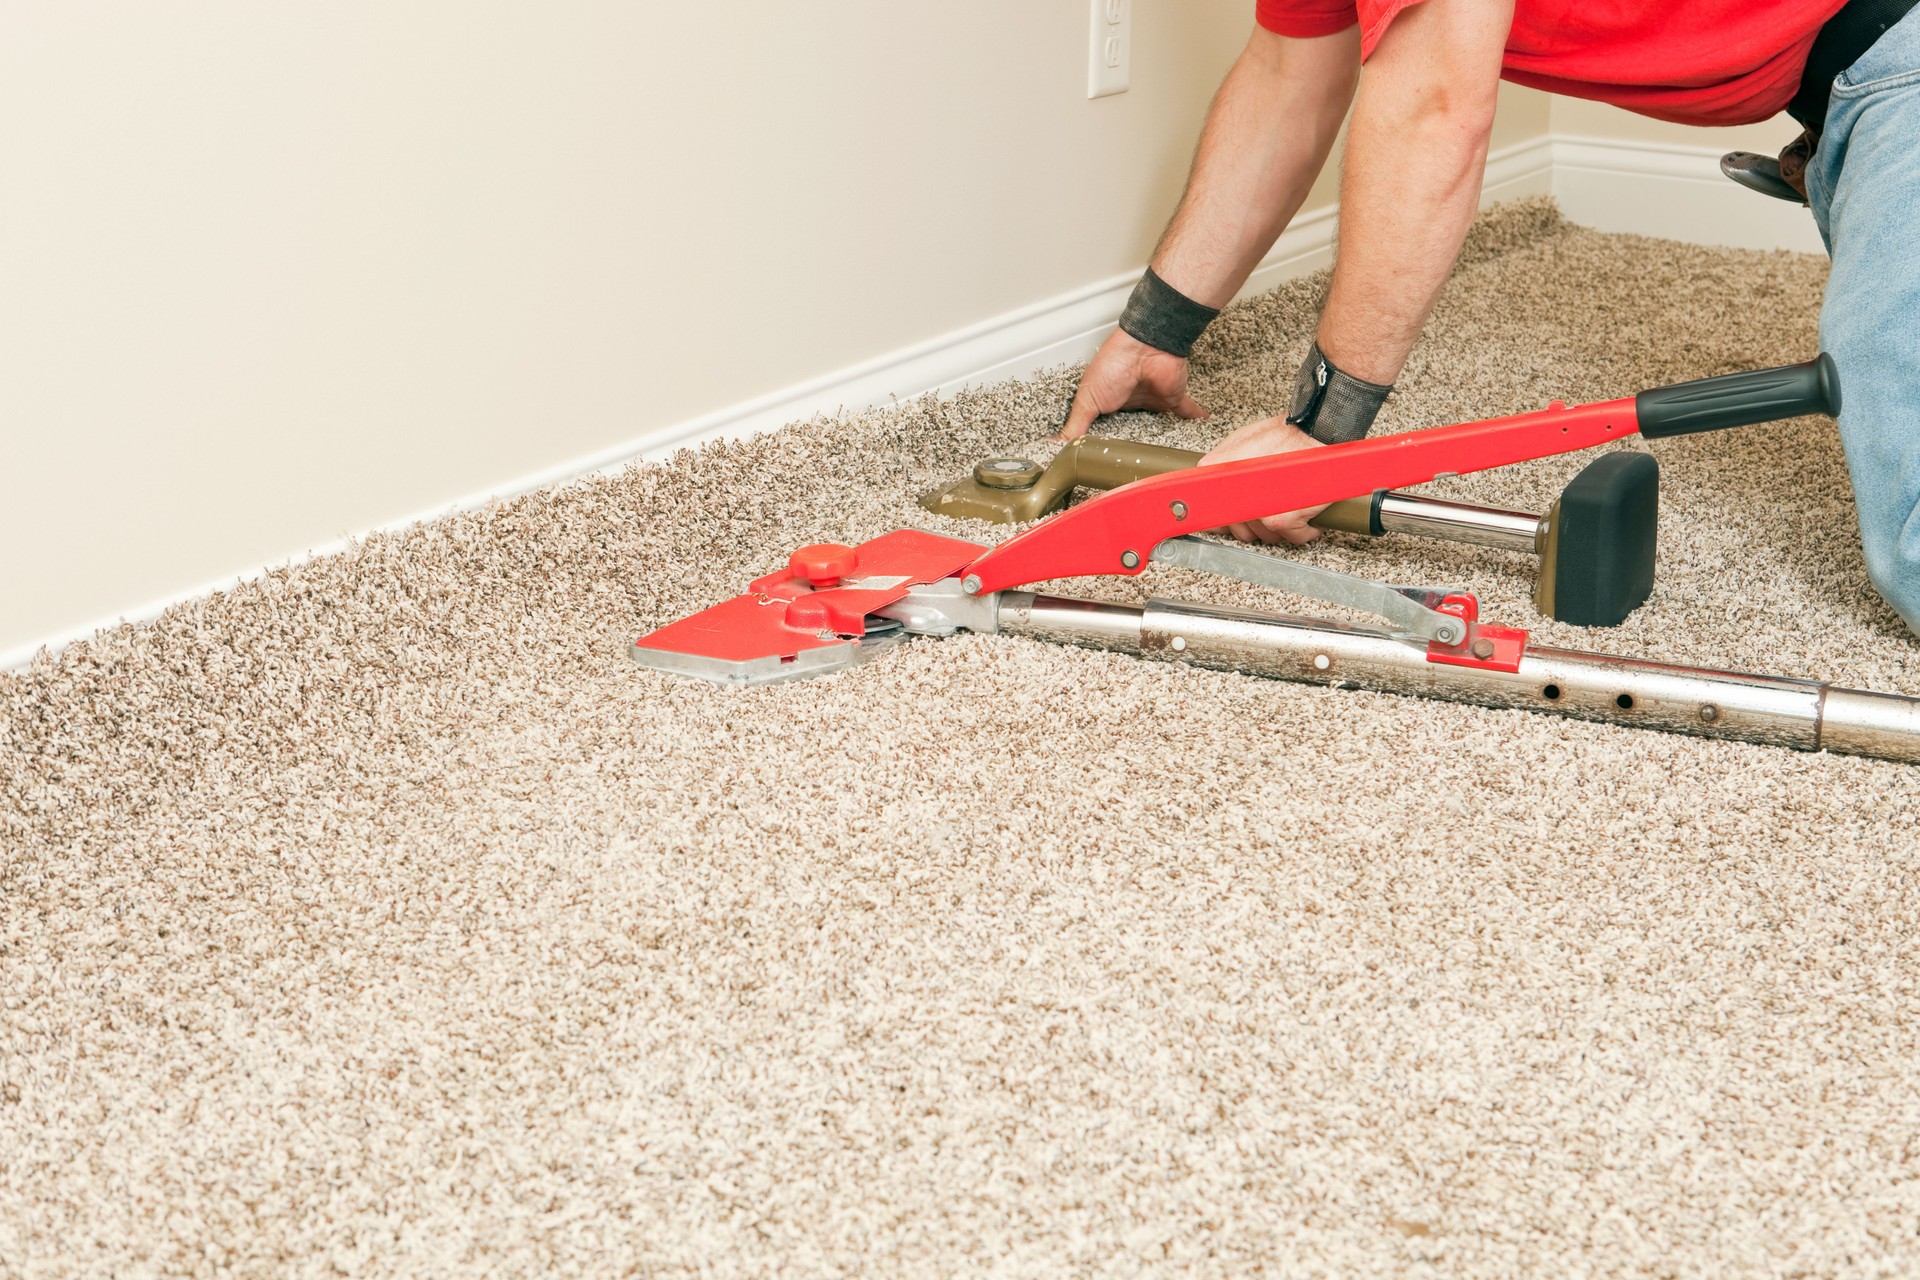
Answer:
[
  {"left": 1542, "top": 97, "right": 1822, "bottom": 253},
  {"left": 1550, "top": 96, "right": 1796, "bottom": 155},
  {"left": 1, "top": 5, "right": 1554, "bottom": 664},
  {"left": 1491, "top": 84, "right": 1553, "bottom": 149},
  {"left": 0, "top": 2, "right": 1234, "bottom": 661}
]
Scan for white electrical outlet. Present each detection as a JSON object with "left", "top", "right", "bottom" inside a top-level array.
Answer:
[{"left": 1087, "top": 0, "right": 1130, "bottom": 99}]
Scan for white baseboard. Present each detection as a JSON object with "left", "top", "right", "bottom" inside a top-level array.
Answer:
[
  {"left": 17, "top": 132, "right": 1818, "bottom": 674},
  {"left": 1480, "top": 135, "right": 1560, "bottom": 209},
  {"left": 1551, "top": 135, "right": 1826, "bottom": 254},
  {"left": 7, "top": 138, "right": 1556, "bottom": 674}
]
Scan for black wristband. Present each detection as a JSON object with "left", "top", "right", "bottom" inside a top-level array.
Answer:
[
  {"left": 1117, "top": 267, "right": 1219, "bottom": 359},
  {"left": 1286, "top": 341, "right": 1394, "bottom": 444}
]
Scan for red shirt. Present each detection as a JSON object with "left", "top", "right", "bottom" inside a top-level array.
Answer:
[{"left": 1255, "top": 0, "right": 1847, "bottom": 124}]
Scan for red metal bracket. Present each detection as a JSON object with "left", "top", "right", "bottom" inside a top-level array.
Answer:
[
  {"left": 1420, "top": 593, "right": 1528, "bottom": 672},
  {"left": 960, "top": 397, "right": 1639, "bottom": 596}
]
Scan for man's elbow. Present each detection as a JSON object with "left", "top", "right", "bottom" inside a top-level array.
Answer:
[
  {"left": 1357, "top": 0, "right": 1509, "bottom": 151},
  {"left": 1243, "top": 24, "right": 1364, "bottom": 104},
  {"left": 1368, "top": 75, "right": 1499, "bottom": 152}
]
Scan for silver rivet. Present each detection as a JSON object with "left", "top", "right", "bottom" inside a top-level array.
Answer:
[
  {"left": 1171, "top": 636, "right": 1187, "bottom": 652},
  {"left": 1120, "top": 550, "right": 1140, "bottom": 569},
  {"left": 961, "top": 575, "right": 982, "bottom": 594},
  {"left": 1436, "top": 625, "right": 1457, "bottom": 644},
  {"left": 1312, "top": 654, "right": 1331, "bottom": 671},
  {"left": 1170, "top": 501, "right": 1188, "bottom": 521},
  {"left": 1700, "top": 703, "right": 1719, "bottom": 722}
]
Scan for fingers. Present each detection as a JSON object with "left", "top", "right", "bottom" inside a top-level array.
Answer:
[
  {"left": 1259, "top": 521, "right": 1298, "bottom": 546},
  {"left": 1223, "top": 516, "right": 1322, "bottom": 546},
  {"left": 1226, "top": 521, "right": 1290, "bottom": 546},
  {"left": 1057, "top": 333, "right": 1198, "bottom": 440},
  {"left": 1278, "top": 502, "right": 1330, "bottom": 546},
  {"left": 1276, "top": 523, "right": 1323, "bottom": 547},
  {"left": 1055, "top": 383, "right": 1101, "bottom": 441}
]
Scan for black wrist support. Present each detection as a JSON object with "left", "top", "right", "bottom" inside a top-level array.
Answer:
[
  {"left": 1286, "top": 341, "right": 1394, "bottom": 444},
  {"left": 1117, "top": 268, "right": 1219, "bottom": 359}
]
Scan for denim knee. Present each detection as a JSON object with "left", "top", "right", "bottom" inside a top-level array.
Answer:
[{"left": 1860, "top": 516, "right": 1920, "bottom": 633}]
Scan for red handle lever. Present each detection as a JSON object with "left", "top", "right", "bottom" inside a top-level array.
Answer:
[{"left": 961, "top": 397, "right": 1640, "bottom": 595}]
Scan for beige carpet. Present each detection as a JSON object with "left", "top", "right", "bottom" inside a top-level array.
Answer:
[{"left": 6, "top": 199, "right": 1920, "bottom": 1278}]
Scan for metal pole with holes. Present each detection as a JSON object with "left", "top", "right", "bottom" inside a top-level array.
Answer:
[{"left": 996, "top": 595, "right": 1920, "bottom": 762}]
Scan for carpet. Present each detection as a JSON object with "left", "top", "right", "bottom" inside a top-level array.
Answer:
[{"left": 6, "top": 199, "right": 1920, "bottom": 1277}]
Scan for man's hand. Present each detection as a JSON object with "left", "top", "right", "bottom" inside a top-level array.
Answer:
[
  {"left": 1057, "top": 328, "right": 1207, "bottom": 441},
  {"left": 1055, "top": 22, "right": 1358, "bottom": 443},
  {"left": 1198, "top": 416, "right": 1327, "bottom": 545}
]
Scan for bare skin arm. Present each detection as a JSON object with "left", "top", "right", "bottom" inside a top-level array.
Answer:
[
  {"left": 1206, "top": 0, "right": 1513, "bottom": 544},
  {"left": 1057, "top": 24, "right": 1359, "bottom": 441},
  {"left": 1316, "top": 0, "right": 1511, "bottom": 384}
]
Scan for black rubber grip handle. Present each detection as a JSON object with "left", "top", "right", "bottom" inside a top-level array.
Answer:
[{"left": 1635, "top": 354, "right": 1841, "bottom": 439}]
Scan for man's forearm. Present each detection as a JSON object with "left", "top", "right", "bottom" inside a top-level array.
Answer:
[
  {"left": 1316, "top": 0, "right": 1510, "bottom": 386},
  {"left": 1150, "top": 26, "right": 1360, "bottom": 309}
]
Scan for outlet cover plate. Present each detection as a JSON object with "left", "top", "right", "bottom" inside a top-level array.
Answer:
[{"left": 1087, "top": 0, "right": 1130, "bottom": 98}]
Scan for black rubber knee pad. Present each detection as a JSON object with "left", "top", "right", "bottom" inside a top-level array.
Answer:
[{"left": 1543, "top": 451, "right": 1659, "bottom": 627}]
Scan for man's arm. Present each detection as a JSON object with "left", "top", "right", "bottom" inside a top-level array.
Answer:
[
  {"left": 1058, "top": 24, "right": 1359, "bottom": 440},
  {"left": 1150, "top": 24, "right": 1360, "bottom": 309},
  {"left": 1201, "top": 0, "right": 1512, "bottom": 545},
  {"left": 1316, "top": 0, "right": 1512, "bottom": 385}
]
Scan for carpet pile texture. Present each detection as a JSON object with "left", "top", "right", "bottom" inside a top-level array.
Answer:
[{"left": 6, "top": 199, "right": 1919, "bottom": 1277}]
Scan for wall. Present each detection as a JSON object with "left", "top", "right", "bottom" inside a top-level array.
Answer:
[
  {"left": 0, "top": 3, "right": 1230, "bottom": 662},
  {"left": 0, "top": 1, "right": 1548, "bottom": 666},
  {"left": 1546, "top": 97, "right": 1825, "bottom": 254},
  {"left": 1551, "top": 97, "right": 1798, "bottom": 155}
]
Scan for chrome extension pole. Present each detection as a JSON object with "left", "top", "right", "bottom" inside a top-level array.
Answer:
[{"left": 996, "top": 594, "right": 1920, "bottom": 763}]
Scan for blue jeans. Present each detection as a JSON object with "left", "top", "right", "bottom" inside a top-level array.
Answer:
[{"left": 1806, "top": 4, "right": 1920, "bottom": 633}]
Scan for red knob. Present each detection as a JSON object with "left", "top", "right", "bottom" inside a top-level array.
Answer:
[{"left": 789, "top": 543, "right": 858, "bottom": 587}]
